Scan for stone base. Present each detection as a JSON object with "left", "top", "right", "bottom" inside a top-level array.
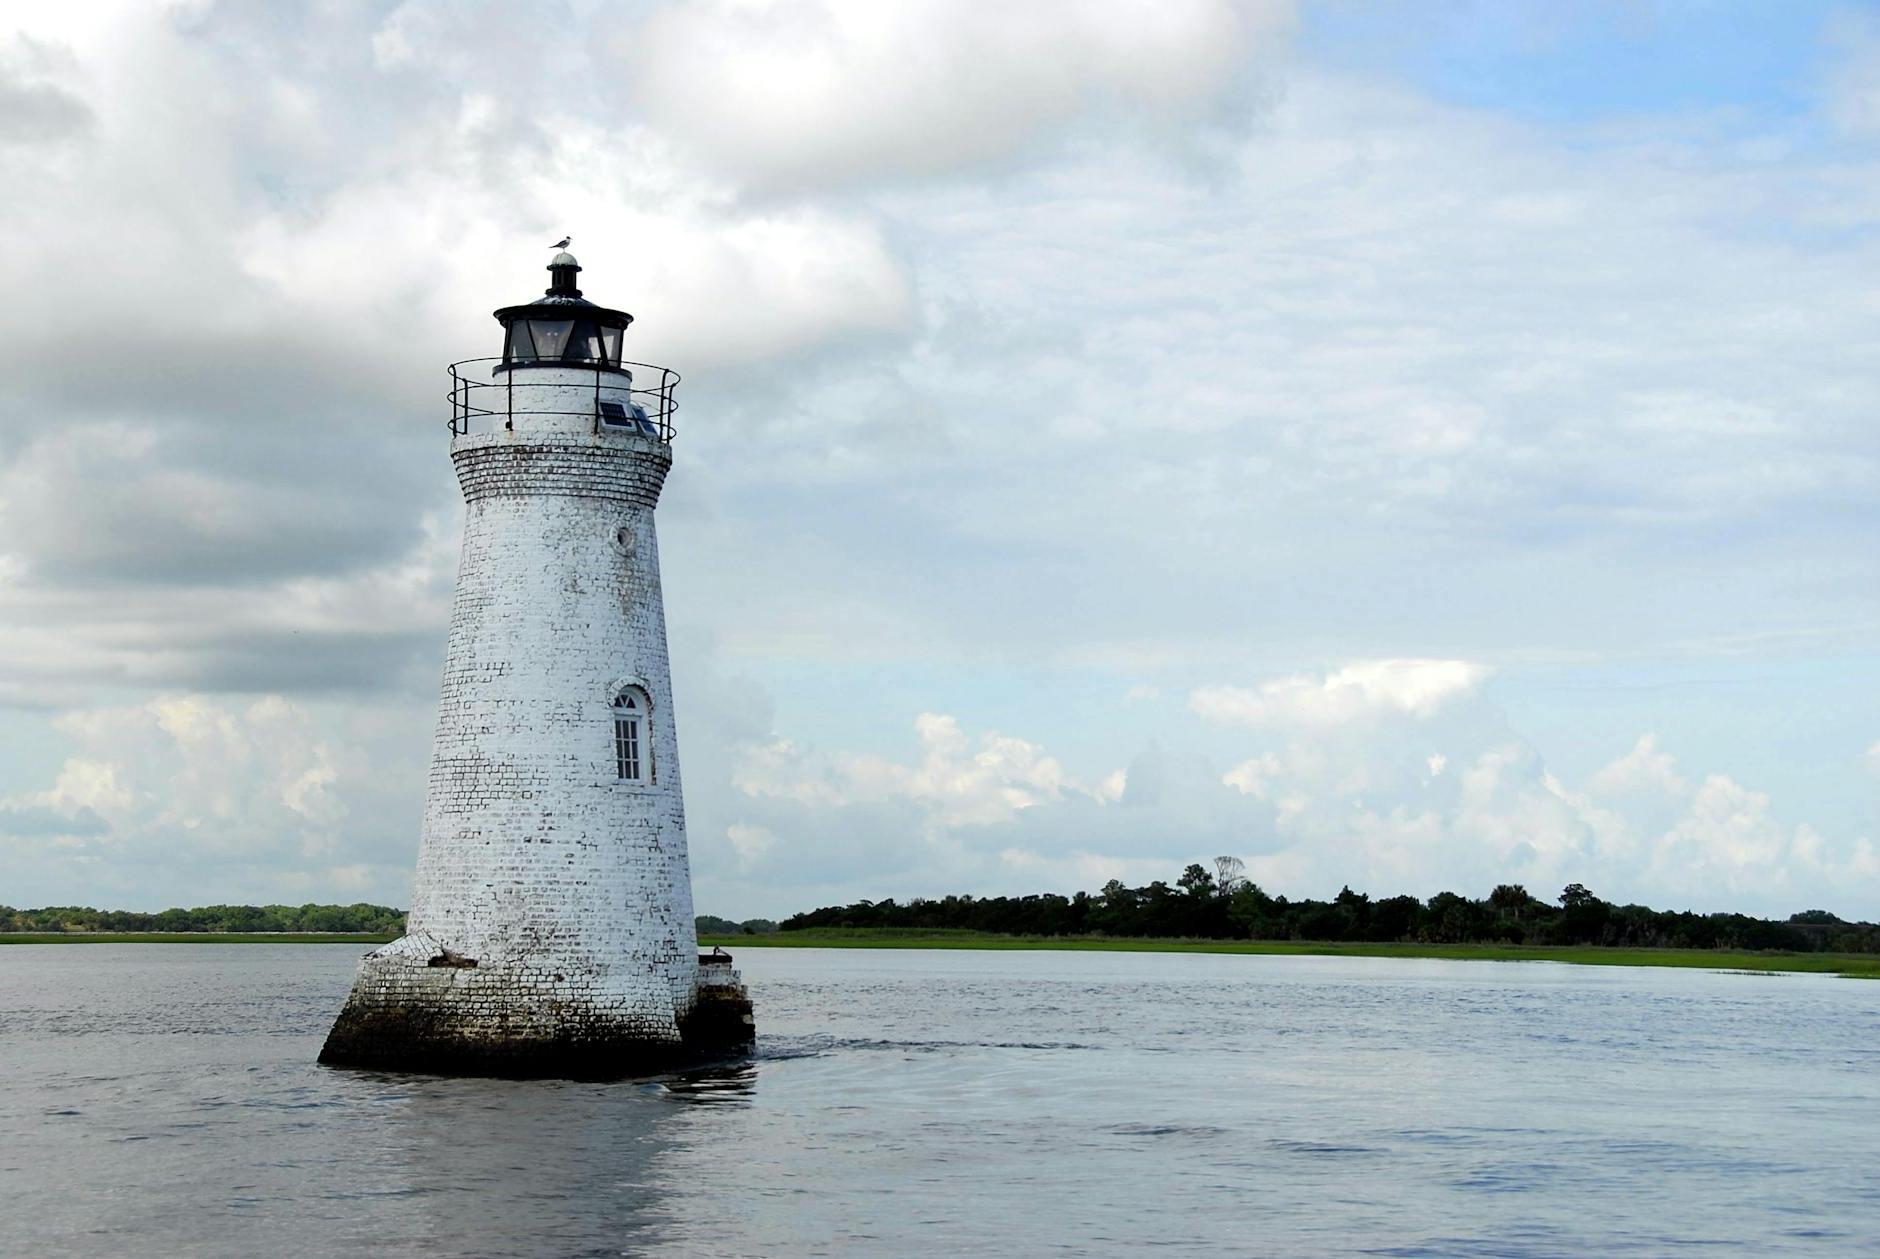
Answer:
[
  {"left": 318, "top": 935, "right": 755, "bottom": 1080},
  {"left": 680, "top": 953, "right": 757, "bottom": 1050}
]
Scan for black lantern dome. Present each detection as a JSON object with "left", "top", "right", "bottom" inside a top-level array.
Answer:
[{"left": 493, "top": 252, "right": 634, "bottom": 373}]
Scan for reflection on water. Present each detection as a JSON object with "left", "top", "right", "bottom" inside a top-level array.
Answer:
[
  {"left": 378, "top": 1061, "right": 754, "bottom": 1254},
  {"left": 1, "top": 944, "right": 1876, "bottom": 1256},
  {"left": 661, "top": 1060, "right": 760, "bottom": 1102}
]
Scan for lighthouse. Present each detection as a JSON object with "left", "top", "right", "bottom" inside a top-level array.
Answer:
[{"left": 320, "top": 250, "right": 754, "bottom": 1077}]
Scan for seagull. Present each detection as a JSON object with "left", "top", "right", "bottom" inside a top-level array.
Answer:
[{"left": 550, "top": 236, "right": 571, "bottom": 250}]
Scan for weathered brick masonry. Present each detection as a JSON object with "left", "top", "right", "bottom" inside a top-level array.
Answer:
[{"left": 321, "top": 260, "right": 752, "bottom": 1076}]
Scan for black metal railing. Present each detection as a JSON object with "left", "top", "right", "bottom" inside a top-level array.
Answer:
[{"left": 447, "top": 357, "right": 680, "bottom": 441}]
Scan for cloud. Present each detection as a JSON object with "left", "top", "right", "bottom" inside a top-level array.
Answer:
[
  {"left": 1589, "top": 734, "right": 1688, "bottom": 799},
  {"left": 700, "top": 704, "right": 1285, "bottom": 909},
  {"left": 0, "top": 802, "right": 109, "bottom": 839},
  {"left": 51, "top": 694, "right": 351, "bottom": 834},
  {"left": 1823, "top": 10, "right": 1880, "bottom": 137},
  {"left": 34, "top": 755, "right": 131, "bottom": 815},
  {"left": 0, "top": 0, "right": 924, "bottom": 712},
  {"left": 0, "top": 692, "right": 431, "bottom": 907},
  {"left": 0, "top": 35, "right": 92, "bottom": 145},
  {"left": 1215, "top": 726, "right": 1877, "bottom": 915},
  {"left": 0, "top": 511, "right": 456, "bottom": 705},
  {"left": 724, "top": 822, "right": 777, "bottom": 871},
  {"left": 624, "top": 0, "right": 1293, "bottom": 191},
  {"left": 0, "top": 423, "right": 430, "bottom": 587},
  {"left": 1651, "top": 774, "right": 1789, "bottom": 893},
  {"left": 695, "top": 674, "right": 1880, "bottom": 919},
  {"left": 687, "top": 65, "right": 1880, "bottom": 683},
  {"left": 1190, "top": 660, "right": 1493, "bottom": 729},
  {"left": 733, "top": 711, "right": 1103, "bottom": 830}
]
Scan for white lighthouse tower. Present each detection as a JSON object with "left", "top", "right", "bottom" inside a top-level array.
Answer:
[{"left": 321, "top": 250, "right": 753, "bottom": 1077}]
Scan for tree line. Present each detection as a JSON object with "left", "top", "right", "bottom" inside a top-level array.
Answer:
[
  {"left": 696, "top": 915, "right": 780, "bottom": 936},
  {"left": 780, "top": 858, "right": 1880, "bottom": 954},
  {"left": 0, "top": 903, "right": 406, "bottom": 934}
]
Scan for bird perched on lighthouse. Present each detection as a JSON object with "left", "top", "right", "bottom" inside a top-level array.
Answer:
[{"left": 550, "top": 235, "right": 571, "bottom": 249}]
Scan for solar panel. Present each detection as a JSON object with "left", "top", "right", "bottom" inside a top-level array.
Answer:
[{"left": 597, "top": 400, "right": 631, "bottom": 427}]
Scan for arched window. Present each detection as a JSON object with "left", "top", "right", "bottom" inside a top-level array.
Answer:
[{"left": 612, "top": 688, "right": 651, "bottom": 782}]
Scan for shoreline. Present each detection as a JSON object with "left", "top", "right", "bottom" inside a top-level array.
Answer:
[
  {"left": 0, "top": 932, "right": 396, "bottom": 945},
  {"left": 697, "top": 929, "right": 1880, "bottom": 978},
  {"left": 6, "top": 929, "right": 1875, "bottom": 977}
]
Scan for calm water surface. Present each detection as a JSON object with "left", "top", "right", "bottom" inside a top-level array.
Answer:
[{"left": 0, "top": 945, "right": 1875, "bottom": 1257}]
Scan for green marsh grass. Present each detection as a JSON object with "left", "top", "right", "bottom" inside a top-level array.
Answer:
[
  {"left": 10, "top": 927, "right": 1874, "bottom": 978},
  {"left": 0, "top": 932, "right": 396, "bottom": 945},
  {"left": 697, "top": 928, "right": 1880, "bottom": 978}
]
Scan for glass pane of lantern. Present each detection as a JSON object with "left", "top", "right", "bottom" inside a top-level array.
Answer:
[
  {"left": 600, "top": 327, "right": 623, "bottom": 364},
  {"left": 506, "top": 321, "right": 537, "bottom": 360},
  {"left": 529, "top": 320, "right": 574, "bottom": 358},
  {"left": 572, "top": 322, "right": 603, "bottom": 362}
]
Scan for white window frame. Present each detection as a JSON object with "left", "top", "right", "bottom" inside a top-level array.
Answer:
[{"left": 611, "top": 687, "right": 653, "bottom": 784}]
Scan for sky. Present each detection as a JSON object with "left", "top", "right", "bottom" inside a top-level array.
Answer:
[{"left": 2, "top": 0, "right": 1878, "bottom": 921}]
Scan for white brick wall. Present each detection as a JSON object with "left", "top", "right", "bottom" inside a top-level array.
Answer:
[{"left": 322, "top": 364, "right": 721, "bottom": 1070}]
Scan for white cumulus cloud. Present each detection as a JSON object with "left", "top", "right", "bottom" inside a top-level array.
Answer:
[
  {"left": 733, "top": 711, "right": 1107, "bottom": 830},
  {"left": 1190, "top": 659, "right": 1493, "bottom": 730},
  {"left": 625, "top": 0, "right": 1293, "bottom": 190}
]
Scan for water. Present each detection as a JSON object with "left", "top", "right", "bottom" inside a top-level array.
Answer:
[{"left": 0, "top": 946, "right": 1875, "bottom": 1257}]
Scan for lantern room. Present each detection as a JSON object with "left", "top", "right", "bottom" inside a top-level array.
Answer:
[{"left": 492, "top": 251, "right": 634, "bottom": 373}]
